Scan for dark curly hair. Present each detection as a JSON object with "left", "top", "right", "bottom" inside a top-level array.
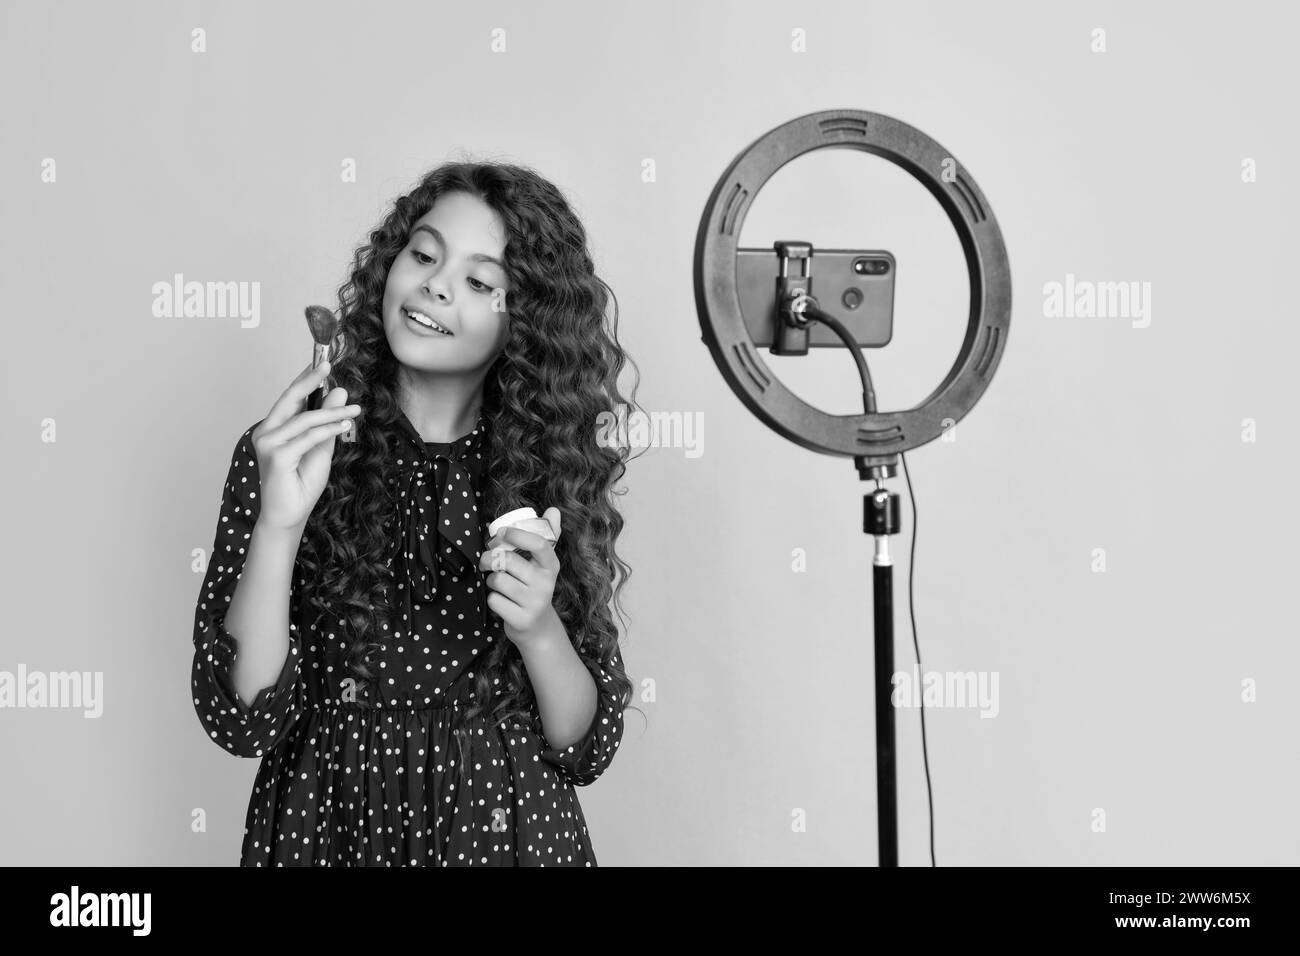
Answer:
[{"left": 295, "top": 159, "right": 645, "bottom": 771}]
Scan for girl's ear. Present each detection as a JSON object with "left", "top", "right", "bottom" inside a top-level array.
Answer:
[{"left": 543, "top": 506, "right": 562, "bottom": 543}]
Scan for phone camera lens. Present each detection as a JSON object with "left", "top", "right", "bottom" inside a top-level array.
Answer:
[
  {"left": 853, "top": 257, "right": 890, "bottom": 275},
  {"left": 853, "top": 257, "right": 890, "bottom": 276}
]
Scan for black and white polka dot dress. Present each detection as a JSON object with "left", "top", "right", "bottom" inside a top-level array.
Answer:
[{"left": 191, "top": 410, "right": 626, "bottom": 866}]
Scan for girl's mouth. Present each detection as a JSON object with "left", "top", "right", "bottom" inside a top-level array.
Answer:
[{"left": 403, "top": 308, "right": 453, "bottom": 336}]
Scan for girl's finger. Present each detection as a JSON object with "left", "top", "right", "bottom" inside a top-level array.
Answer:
[
  {"left": 486, "top": 590, "right": 520, "bottom": 624},
  {"left": 264, "top": 361, "right": 334, "bottom": 432},
  {"left": 542, "top": 507, "right": 562, "bottom": 541},
  {"left": 490, "top": 528, "right": 559, "bottom": 572},
  {"left": 481, "top": 548, "right": 537, "bottom": 587},
  {"left": 486, "top": 569, "right": 528, "bottom": 604}
]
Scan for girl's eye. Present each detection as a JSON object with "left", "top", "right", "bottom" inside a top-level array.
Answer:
[{"left": 413, "top": 251, "right": 491, "bottom": 292}]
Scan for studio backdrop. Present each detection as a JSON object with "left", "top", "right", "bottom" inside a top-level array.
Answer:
[{"left": 1, "top": 0, "right": 1295, "bottom": 866}]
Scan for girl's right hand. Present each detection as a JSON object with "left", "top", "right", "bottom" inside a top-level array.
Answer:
[{"left": 250, "top": 361, "right": 362, "bottom": 533}]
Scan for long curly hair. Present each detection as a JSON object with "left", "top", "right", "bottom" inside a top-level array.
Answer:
[{"left": 295, "top": 160, "right": 644, "bottom": 770}]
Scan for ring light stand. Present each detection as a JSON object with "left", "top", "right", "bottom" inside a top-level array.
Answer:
[{"left": 693, "top": 108, "right": 1012, "bottom": 865}]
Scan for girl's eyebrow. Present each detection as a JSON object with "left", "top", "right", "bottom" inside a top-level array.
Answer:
[{"left": 411, "top": 224, "right": 504, "bottom": 269}]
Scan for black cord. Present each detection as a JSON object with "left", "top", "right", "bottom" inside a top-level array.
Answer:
[
  {"left": 799, "top": 299, "right": 936, "bottom": 867},
  {"left": 798, "top": 303, "right": 878, "bottom": 413},
  {"left": 900, "top": 449, "right": 936, "bottom": 867}
]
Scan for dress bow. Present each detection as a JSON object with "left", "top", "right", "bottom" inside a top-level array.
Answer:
[{"left": 392, "top": 411, "right": 490, "bottom": 634}]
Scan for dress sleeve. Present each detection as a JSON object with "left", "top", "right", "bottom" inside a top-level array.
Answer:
[
  {"left": 191, "top": 421, "right": 307, "bottom": 759},
  {"left": 538, "top": 640, "right": 627, "bottom": 787}
]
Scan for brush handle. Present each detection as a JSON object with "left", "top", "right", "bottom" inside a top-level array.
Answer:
[
  {"left": 306, "top": 339, "right": 356, "bottom": 442},
  {"left": 306, "top": 344, "right": 330, "bottom": 412}
]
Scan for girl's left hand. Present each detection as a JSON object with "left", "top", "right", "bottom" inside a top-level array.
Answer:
[{"left": 479, "top": 507, "right": 564, "bottom": 652}]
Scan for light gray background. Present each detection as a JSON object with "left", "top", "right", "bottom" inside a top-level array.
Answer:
[{"left": 2, "top": 0, "right": 1295, "bottom": 866}]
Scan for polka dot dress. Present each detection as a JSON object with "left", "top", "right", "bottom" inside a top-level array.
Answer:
[{"left": 191, "top": 410, "right": 626, "bottom": 866}]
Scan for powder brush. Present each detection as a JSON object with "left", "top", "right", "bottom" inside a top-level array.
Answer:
[{"left": 304, "top": 304, "right": 355, "bottom": 442}]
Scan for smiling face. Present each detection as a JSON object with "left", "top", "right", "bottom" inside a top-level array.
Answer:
[{"left": 382, "top": 190, "right": 512, "bottom": 374}]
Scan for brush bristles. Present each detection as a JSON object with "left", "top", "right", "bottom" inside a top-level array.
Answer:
[{"left": 305, "top": 304, "right": 340, "bottom": 345}]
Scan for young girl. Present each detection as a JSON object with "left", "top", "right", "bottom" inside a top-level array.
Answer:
[{"left": 191, "top": 161, "right": 642, "bottom": 866}]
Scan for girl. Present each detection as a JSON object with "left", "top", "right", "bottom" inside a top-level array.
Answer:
[{"left": 191, "top": 161, "right": 643, "bottom": 866}]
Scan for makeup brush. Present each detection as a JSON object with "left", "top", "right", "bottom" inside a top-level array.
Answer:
[{"left": 304, "top": 304, "right": 355, "bottom": 442}]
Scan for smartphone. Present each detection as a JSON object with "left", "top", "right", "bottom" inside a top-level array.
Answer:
[{"left": 736, "top": 248, "right": 896, "bottom": 348}]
